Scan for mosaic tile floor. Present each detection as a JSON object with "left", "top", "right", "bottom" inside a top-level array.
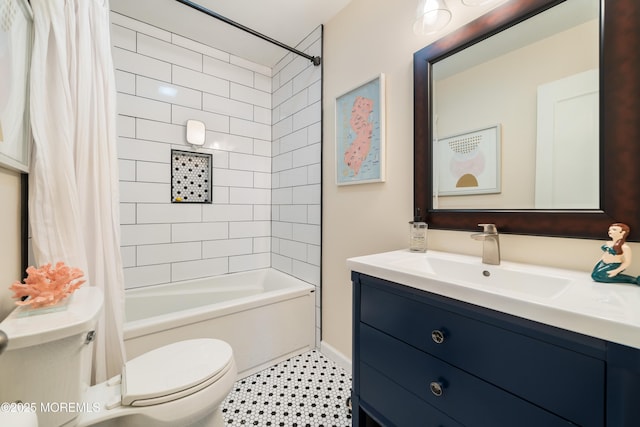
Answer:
[{"left": 221, "top": 349, "right": 353, "bottom": 426}]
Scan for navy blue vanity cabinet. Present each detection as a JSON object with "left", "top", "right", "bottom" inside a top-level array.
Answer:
[{"left": 351, "top": 272, "right": 640, "bottom": 427}]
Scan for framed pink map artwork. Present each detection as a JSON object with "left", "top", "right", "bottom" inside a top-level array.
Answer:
[
  {"left": 335, "top": 74, "right": 385, "bottom": 185},
  {"left": 0, "top": 0, "right": 33, "bottom": 172},
  {"left": 434, "top": 124, "right": 501, "bottom": 196}
]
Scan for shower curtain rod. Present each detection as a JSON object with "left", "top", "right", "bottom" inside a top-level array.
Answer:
[{"left": 175, "top": 0, "right": 322, "bottom": 66}]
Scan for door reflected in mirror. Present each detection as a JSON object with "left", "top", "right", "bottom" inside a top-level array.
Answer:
[{"left": 432, "top": 0, "right": 599, "bottom": 210}]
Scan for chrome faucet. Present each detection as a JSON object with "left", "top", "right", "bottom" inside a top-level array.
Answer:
[{"left": 471, "top": 224, "right": 500, "bottom": 265}]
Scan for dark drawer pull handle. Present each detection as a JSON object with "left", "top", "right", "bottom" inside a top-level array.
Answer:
[
  {"left": 430, "top": 381, "right": 444, "bottom": 397},
  {"left": 431, "top": 329, "right": 445, "bottom": 344}
]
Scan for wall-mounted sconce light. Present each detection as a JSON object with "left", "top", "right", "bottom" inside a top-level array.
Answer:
[
  {"left": 413, "top": 0, "right": 452, "bottom": 35},
  {"left": 186, "top": 119, "right": 206, "bottom": 146}
]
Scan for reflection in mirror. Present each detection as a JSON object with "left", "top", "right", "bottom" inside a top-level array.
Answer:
[
  {"left": 432, "top": 0, "right": 599, "bottom": 210},
  {"left": 0, "top": 0, "right": 32, "bottom": 172}
]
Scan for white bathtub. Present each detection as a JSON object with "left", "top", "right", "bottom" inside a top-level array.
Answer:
[{"left": 124, "top": 268, "right": 316, "bottom": 378}]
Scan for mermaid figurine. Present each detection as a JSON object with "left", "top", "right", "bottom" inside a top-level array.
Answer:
[{"left": 591, "top": 223, "right": 640, "bottom": 285}]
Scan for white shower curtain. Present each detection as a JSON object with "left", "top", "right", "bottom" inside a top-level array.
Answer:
[{"left": 29, "top": 0, "right": 125, "bottom": 383}]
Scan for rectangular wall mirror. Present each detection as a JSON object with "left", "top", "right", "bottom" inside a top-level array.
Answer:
[{"left": 414, "top": 0, "right": 640, "bottom": 240}]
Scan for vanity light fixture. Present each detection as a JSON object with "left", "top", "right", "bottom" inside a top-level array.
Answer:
[
  {"left": 413, "top": 0, "right": 452, "bottom": 35},
  {"left": 461, "top": 0, "right": 496, "bottom": 5},
  {"left": 413, "top": 0, "right": 501, "bottom": 35}
]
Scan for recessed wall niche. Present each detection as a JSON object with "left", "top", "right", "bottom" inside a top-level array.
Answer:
[{"left": 171, "top": 149, "right": 212, "bottom": 203}]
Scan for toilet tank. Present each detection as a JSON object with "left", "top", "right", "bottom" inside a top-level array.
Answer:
[{"left": 0, "top": 287, "right": 103, "bottom": 427}]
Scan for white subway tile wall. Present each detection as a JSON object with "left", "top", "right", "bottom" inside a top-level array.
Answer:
[
  {"left": 271, "top": 28, "right": 322, "bottom": 346},
  {"left": 111, "top": 13, "right": 321, "bottom": 344}
]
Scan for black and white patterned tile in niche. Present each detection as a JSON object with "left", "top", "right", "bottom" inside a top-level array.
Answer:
[
  {"left": 171, "top": 149, "right": 212, "bottom": 203},
  {"left": 222, "top": 349, "right": 352, "bottom": 426}
]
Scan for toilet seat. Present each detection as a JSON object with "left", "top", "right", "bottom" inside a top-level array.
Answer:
[{"left": 121, "top": 338, "right": 233, "bottom": 407}]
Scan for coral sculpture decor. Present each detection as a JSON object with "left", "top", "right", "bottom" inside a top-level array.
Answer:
[{"left": 9, "top": 262, "right": 86, "bottom": 308}]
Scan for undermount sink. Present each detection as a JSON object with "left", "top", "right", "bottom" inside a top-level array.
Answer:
[
  {"left": 347, "top": 249, "right": 640, "bottom": 350},
  {"left": 389, "top": 252, "right": 574, "bottom": 298}
]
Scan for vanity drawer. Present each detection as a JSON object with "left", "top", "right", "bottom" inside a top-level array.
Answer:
[
  {"left": 360, "top": 282, "right": 605, "bottom": 426},
  {"left": 360, "top": 323, "right": 576, "bottom": 427},
  {"left": 360, "top": 363, "right": 463, "bottom": 427}
]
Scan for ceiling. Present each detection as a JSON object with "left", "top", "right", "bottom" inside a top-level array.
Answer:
[{"left": 110, "top": 0, "right": 353, "bottom": 68}]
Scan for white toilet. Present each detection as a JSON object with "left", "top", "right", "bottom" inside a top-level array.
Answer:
[{"left": 0, "top": 287, "right": 237, "bottom": 427}]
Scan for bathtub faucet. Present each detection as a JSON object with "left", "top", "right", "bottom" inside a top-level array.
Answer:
[{"left": 471, "top": 223, "right": 500, "bottom": 265}]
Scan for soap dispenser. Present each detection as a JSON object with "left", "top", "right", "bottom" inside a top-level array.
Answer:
[{"left": 409, "top": 208, "right": 428, "bottom": 252}]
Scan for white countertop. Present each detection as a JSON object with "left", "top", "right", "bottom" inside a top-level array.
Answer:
[{"left": 347, "top": 250, "right": 640, "bottom": 349}]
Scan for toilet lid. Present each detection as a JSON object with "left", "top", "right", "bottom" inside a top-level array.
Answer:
[{"left": 121, "top": 338, "right": 233, "bottom": 406}]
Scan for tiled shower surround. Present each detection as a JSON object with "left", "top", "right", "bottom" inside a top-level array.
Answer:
[{"left": 110, "top": 13, "right": 322, "bottom": 343}]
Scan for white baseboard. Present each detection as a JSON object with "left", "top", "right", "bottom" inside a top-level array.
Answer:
[{"left": 319, "top": 340, "right": 352, "bottom": 374}]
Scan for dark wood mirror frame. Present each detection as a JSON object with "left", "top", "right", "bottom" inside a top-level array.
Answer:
[
  {"left": 21, "top": 174, "right": 28, "bottom": 279},
  {"left": 414, "top": 0, "right": 640, "bottom": 241}
]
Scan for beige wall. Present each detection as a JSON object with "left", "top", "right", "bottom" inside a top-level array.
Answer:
[
  {"left": 322, "top": 0, "right": 639, "bottom": 361},
  {"left": 0, "top": 167, "right": 22, "bottom": 321}
]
